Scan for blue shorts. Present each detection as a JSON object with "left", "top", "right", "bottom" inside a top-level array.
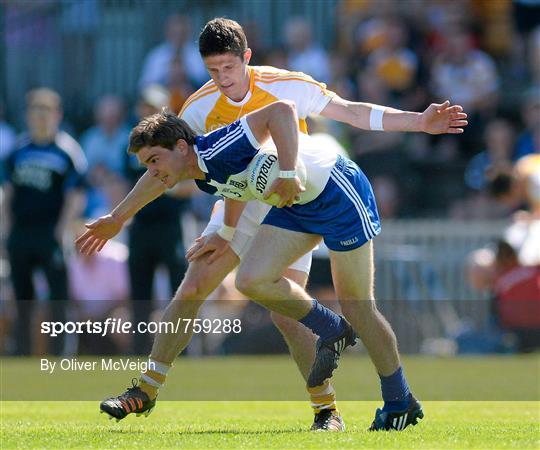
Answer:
[{"left": 262, "top": 155, "right": 381, "bottom": 251}]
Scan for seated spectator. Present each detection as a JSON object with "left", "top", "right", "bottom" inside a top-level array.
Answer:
[
  {"left": 136, "top": 84, "right": 170, "bottom": 121},
  {"left": 516, "top": 88, "right": 540, "bottom": 159},
  {"left": 493, "top": 240, "right": 540, "bottom": 352},
  {"left": 488, "top": 154, "right": 540, "bottom": 216},
  {"left": 431, "top": 25, "right": 499, "bottom": 113},
  {"left": 138, "top": 14, "right": 207, "bottom": 90},
  {"left": 80, "top": 95, "right": 131, "bottom": 175},
  {"left": 529, "top": 26, "right": 540, "bottom": 83},
  {"left": 167, "top": 57, "right": 196, "bottom": 114},
  {"left": 366, "top": 17, "right": 419, "bottom": 96},
  {"left": 430, "top": 25, "right": 499, "bottom": 155},
  {"left": 464, "top": 118, "right": 517, "bottom": 191},
  {"left": 284, "top": 17, "right": 330, "bottom": 83}
]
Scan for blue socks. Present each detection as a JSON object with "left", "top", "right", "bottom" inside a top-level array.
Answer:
[
  {"left": 380, "top": 366, "right": 411, "bottom": 412},
  {"left": 299, "top": 299, "right": 346, "bottom": 341}
]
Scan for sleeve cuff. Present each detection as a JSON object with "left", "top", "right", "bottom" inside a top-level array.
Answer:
[{"left": 239, "top": 116, "right": 262, "bottom": 149}]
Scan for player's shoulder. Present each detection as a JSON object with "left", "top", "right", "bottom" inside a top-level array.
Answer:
[
  {"left": 180, "top": 79, "right": 220, "bottom": 115},
  {"left": 252, "top": 65, "right": 322, "bottom": 85},
  {"left": 12, "top": 132, "right": 32, "bottom": 152},
  {"left": 55, "top": 131, "right": 88, "bottom": 172}
]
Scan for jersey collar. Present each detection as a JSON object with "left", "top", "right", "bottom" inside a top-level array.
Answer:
[{"left": 193, "top": 144, "right": 208, "bottom": 173}]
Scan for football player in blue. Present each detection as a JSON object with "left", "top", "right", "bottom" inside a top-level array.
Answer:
[{"left": 89, "top": 98, "right": 465, "bottom": 428}]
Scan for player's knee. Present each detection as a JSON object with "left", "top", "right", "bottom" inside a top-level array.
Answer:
[
  {"left": 175, "top": 279, "right": 208, "bottom": 305},
  {"left": 235, "top": 268, "right": 266, "bottom": 298},
  {"left": 340, "top": 296, "right": 377, "bottom": 319}
]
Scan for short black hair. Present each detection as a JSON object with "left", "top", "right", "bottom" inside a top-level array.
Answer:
[
  {"left": 128, "top": 109, "right": 196, "bottom": 154},
  {"left": 199, "top": 18, "right": 247, "bottom": 58}
]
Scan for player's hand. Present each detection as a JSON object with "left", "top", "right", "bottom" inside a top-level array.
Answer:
[
  {"left": 75, "top": 214, "right": 123, "bottom": 255},
  {"left": 265, "top": 177, "right": 305, "bottom": 208},
  {"left": 421, "top": 100, "right": 468, "bottom": 135},
  {"left": 186, "top": 232, "right": 230, "bottom": 264}
]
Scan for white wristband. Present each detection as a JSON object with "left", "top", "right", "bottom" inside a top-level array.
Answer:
[
  {"left": 279, "top": 170, "right": 297, "bottom": 179},
  {"left": 217, "top": 225, "right": 236, "bottom": 242},
  {"left": 369, "top": 105, "right": 385, "bottom": 131}
]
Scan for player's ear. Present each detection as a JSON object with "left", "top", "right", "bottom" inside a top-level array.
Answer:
[
  {"left": 175, "top": 139, "right": 189, "bottom": 154},
  {"left": 243, "top": 48, "right": 252, "bottom": 64}
]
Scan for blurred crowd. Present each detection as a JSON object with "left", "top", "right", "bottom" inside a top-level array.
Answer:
[{"left": 0, "top": 0, "right": 538, "bottom": 356}]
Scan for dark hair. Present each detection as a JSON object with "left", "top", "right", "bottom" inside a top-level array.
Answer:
[
  {"left": 199, "top": 18, "right": 247, "bottom": 58},
  {"left": 128, "top": 109, "right": 196, "bottom": 154}
]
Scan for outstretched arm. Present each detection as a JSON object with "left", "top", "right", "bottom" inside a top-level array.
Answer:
[
  {"left": 245, "top": 100, "right": 305, "bottom": 207},
  {"left": 75, "top": 170, "right": 166, "bottom": 255},
  {"left": 321, "top": 96, "right": 468, "bottom": 134}
]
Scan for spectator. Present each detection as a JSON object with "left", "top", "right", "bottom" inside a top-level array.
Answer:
[
  {"left": 4, "top": 1, "right": 62, "bottom": 128},
  {"left": 529, "top": 27, "right": 540, "bottom": 83},
  {"left": 284, "top": 17, "right": 331, "bottom": 83},
  {"left": 124, "top": 86, "right": 192, "bottom": 354},
  {"left": 80, "top": 95, "right": 131, "bottom": 175},
  {"left": 138, "top": 14, "right": 207, "bottom": 90},
  {"left": 430, "top": 24, "right": 500, "bottom": 156},
  {"left": 488, "top": 154, "right": 540, "bottom": 216},
  {"left": 493, "top": 239, "right": 540, "bottom": 352},
  {"left": 2, "top": 88, "right": 87, "bottom": 355},
  {"left": 365, "top": 17, "right": 419, "bottom": 99},
  {"left": 431, "top": 25, "right": 499, "bottom": 114},
  {"left": 516, "top": 88, "right": 540, "bottom": 159},
  {"left": 136, "top": 84, "right": 170, "bottom": 120},
  {"left": 464, "top": 118, "right": 517, "bottom": 191},
  {"left": 0, "top": 100, "right": 17, "bottom": 161},
  {"left": 167, "top": 58, "right": 197, "bottom": 115}
]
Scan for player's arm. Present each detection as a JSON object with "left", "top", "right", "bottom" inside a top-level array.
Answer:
[
  {"left": 186, "top": 198, "right": 247, "bottom": 263},
  {"left": 245, "top": 100, "right": 305, "bottom": 207},
  {"left": 75, "top": 171, "right": 166, "bottom": 255},
  {"left": 56, "top": 188, "right": 86, "bottom": 244},
  {"left": 321, "top": 95, "right": 468, "bottom": 135}
]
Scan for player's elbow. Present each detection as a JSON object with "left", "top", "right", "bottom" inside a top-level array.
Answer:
[{"left": 269, "top": 100, "right": 297, "bottom": 118}]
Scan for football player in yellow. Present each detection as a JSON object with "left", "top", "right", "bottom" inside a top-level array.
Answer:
[{"left": 77, "top": 18, "right": 467, "bottom": 431}]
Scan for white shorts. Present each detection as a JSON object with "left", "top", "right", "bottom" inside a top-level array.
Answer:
[{"left": 202, "top": 200, "right": 313, "bottom": 274}]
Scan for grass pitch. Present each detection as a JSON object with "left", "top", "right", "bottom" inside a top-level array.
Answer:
[
  {"left": 1, "top": 355, "right": 539, "bottom": 448},
  {"left": 1, "top": 400, "right": 538, "bottom": 449}
]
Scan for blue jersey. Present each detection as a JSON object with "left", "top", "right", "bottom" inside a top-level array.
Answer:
[
  {"left": 191, "top": 117, "right": 381, "bottom": 251},
  {"left": 193, "top": 117, "right": 259, "bottom": 201},
  {"left": 5, "top": 131, "right": 87, "bottom": 227}
]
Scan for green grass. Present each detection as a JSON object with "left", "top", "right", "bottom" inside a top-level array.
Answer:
[
  {"left": 1, "top": 400, "right": 539, "bottom": 449},
  {"left": 2, "top": 354, "right": 539, "bottom": 400},
  {"left": 1, "top": 355, "right": 539, "bottom": 448}
]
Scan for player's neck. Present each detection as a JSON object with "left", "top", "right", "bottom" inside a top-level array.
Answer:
[
  {"left": 31, "top": 131, "right": 56, "bottom": 145},
  {"left": 228, "top": 68, "right": 251, "bottom": 102}
]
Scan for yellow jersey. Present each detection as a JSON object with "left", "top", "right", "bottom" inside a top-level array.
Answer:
[{"left": 179, "top": 66, "right": 335, "bottom": 134}]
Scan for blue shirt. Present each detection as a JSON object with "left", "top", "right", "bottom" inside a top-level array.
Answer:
[
  {"left": 5, "top": 131, "right": 87, "bottom": 227},
  {"left": 194, "top": 117, "right": 260, "bottom": 200}
]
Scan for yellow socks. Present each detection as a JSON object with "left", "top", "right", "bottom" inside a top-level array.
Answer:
[
  {"left": 308, "top": 379, "right": 337, "bottom": 413},
  {"left": 139, "top": 359, "right": 172, "bottom": 400}
]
